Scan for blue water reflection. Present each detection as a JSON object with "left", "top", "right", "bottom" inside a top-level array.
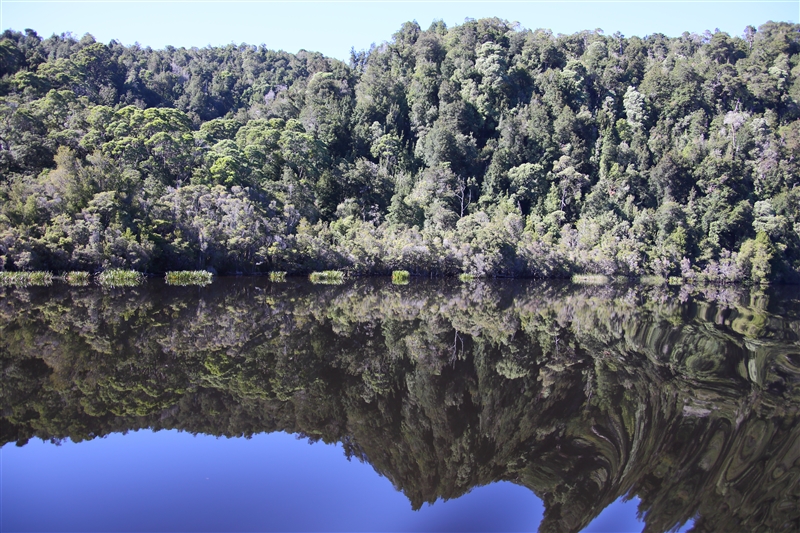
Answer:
[
  {"left": 4, "top": 279, "right": 791, "bottom": 532},
  {"left": 2, "top": 430, "right": 698, "bottom": 532},
  {"left": 584, "top": 497, "right": 694, "bottom": 533},
  {"left": 4, "top": 430, "right": 547, "bottom": 532}
]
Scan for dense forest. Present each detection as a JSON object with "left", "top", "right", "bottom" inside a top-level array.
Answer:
[
  {"left": 1, "top": 20, "right": 799, "bottom": 281},
  {"left": 2, "top": 280, "right": 799, "bottom": 531}
]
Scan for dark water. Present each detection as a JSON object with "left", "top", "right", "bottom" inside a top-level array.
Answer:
[{"left": 2, "top": 278, "right": 799, "bottom": 532}]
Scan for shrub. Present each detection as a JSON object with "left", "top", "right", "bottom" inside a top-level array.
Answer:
[
  {"left": 97, "top": 269, "right": 144, "bottom": 288},
  {"left": 392, "top": 270, "right": 410, "bottom": 284},
  {"left": 309, "top": 271, "right": 345, "bottom": 284},
  {"left": 640, "top": 275, "right": 666, "bottom": 285},
  {"left": 28, "top": 271, "right": 54, "bottom": 286},
  {"left": 165, "top": 271, "right": 213, "bottom": 286},
  {"left": 571, "top": 274, "right": 610, "bottom": 285},
  {"left": 269, "top": 271, "right": 287, "bottom": 282},
  {"left": 458, "top": 273, "right": 475, "bottom": 282},
  {"left": 0, "top": 271, "right": 53, "bottom": 287},
  {"left": 65, "top": 271, "right": 90, "bottom": 286}
]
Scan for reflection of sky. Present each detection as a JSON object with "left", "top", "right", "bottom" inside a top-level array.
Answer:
[
  {"left": 2, "top": 430, "right": 691, "bottom": 532},
  {"left": 585, "top": 497, "right": 694, "bottom": 533}
]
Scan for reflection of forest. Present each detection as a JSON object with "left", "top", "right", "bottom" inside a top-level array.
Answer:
[{"left": 2, "top": 279, "right": 799, "bottom": 532}]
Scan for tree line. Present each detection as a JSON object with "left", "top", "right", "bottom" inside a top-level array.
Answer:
[{"left": 1, "top": 20, "right": 799, "bottom": 281}]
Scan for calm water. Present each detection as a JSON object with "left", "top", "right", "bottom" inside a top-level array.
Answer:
[{"left": 2, "top": 278, "right": 799, "bottom": 532}]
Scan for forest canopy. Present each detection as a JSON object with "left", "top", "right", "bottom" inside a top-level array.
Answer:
[{"left": 1, "top": 20, "right": 799, "bottom": 282}]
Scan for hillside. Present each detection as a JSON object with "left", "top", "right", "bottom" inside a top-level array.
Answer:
[{"left": 1, "top": 20, "right": 799, "bottom": 281}]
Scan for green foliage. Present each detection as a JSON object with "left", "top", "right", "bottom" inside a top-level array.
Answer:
[
  {"left": 64, "top": 271, "right": 90, "bottom": 286},
  {"left": 737, "top": 231, "right": 775, "bottom": 284},
  {"left": 572, "top": 274, "right": 610, "bottom": 285},
  {"left": 268, "top": 271, "right": 287, "bottom": 282},
  {"left": 309, "top": 270, "right": 345, "bottom": 284},
  {"left": 392, "top": 270, "right": 410, "bottom": 284},
  {"left": 0, "top": 270, "right": 53, "bottom": 286},
  {"left": 0, "top": 22, "right": 798, "bottom": 282},
  {"left": 640, "top": 275, "right": 667, "bottom": 285},
  {"left": 96, "top": 269, "right": 143, "bottom": 288},
  {"left": 165, "top": 270, "right": 213, "bottom": 286}
]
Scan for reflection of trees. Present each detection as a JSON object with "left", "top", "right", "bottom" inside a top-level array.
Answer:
[{"left": 2, "top": 280, "right": 799, "bottom": 532}]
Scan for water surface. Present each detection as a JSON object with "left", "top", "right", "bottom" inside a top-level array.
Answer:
[{"left": 2, "top": 278, "right": 798, "bottom": 531}]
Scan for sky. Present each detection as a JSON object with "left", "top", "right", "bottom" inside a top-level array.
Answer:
[{"left": 0, "top": 0, "right": 798, "bottom": 61}]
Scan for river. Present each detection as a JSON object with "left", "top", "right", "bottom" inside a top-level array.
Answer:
[{"left": 2, "top": 278, "right": 798, "bottom": 532}]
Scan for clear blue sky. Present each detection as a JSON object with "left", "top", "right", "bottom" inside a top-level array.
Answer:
[{"left": 1, "top": 0, "right": 797, "bottom": 61}]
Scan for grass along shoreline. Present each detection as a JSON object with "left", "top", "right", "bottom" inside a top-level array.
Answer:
[
  {"left": 0, "top": 269, "right": 787, "bottom": 288},
  {"left": 309, "top": 271, "right": 345, "bottom": 284},
  {"left": 165, "top": 271, "right": 214, "bottom": 286},
  {"left": 0, "top": 271, "right": 53, "bottom": 287}
]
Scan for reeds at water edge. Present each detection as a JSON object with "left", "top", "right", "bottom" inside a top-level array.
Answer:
[
  {"left": 0, "top": 271, "right": 53, "bottom": 287},
  {"left": 571, "top": 274, "right": 610, "bottom": 285},
  {"left": 392, "top": 270, "right": 410, "bottom": 285},
  {"left": 165, "top": 271, "right": 214, "bottom": 286},
  {"left": 309, "top": 271, "right": 345, "bottom": 284},
  {"left": 269, "top": 271, "right": 287, "bottom": 282},
  {"left": 97, "top": 269, "right": 144, "bottom": 288},
  {"left": 64, "top": 271, "right": 91, "bottom": 286}
]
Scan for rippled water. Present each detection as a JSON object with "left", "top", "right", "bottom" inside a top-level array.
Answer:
[{"left": 2, "top": 278, "right": 798, "bottom": 532}]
